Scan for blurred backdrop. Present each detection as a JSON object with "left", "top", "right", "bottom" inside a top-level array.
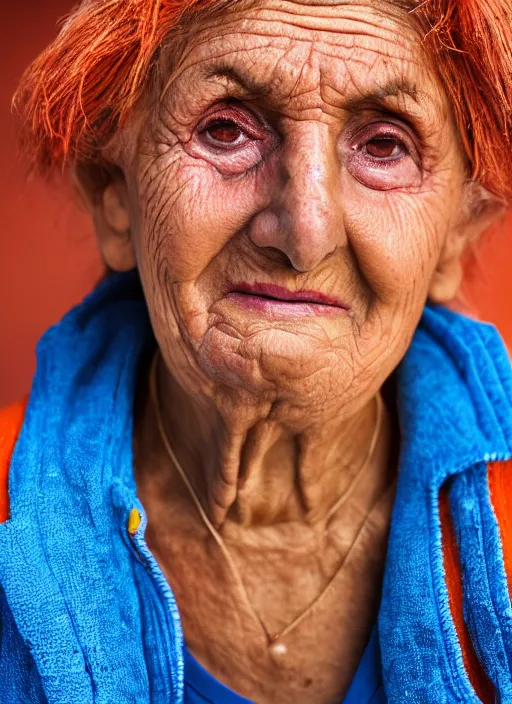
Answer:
[{"left": 0, "top": 2, "right": 510, "bottom": 406}]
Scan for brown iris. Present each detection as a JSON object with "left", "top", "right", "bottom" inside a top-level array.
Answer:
[
  {"left": 365, "top": 137, "right": 399, "bottom": 159},
  {"left": 206, "top": 119, "right": 242, "bottom": 144}
]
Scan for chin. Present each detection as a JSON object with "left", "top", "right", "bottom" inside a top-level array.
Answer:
[{"left": 196, "top": 324, "right": 342, "bottom": 396}]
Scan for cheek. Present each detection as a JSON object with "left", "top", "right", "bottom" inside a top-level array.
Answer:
[
  {"left": 337, "top": 179, "right": 458, "bottom": 371},
  {"left": 133, "top": 147, "right": 267, "bottom": 283},
  {"left": 343, "top": 178, "right": 450, "bottom": 302}
]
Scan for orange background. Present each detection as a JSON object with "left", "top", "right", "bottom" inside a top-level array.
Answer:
[{"left": 0, "top": 2, "right": 510, "bottom": 407}]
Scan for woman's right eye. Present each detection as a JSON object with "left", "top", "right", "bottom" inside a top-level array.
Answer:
[
  {"left": 187, "top": 106, "right": 276, "bottom": 176},
  {"left": 201, "top": 119, "right": 246, "bottom": 147}
]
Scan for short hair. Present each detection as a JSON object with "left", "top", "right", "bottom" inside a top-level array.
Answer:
[{"left": 14, "top": 0, "right": 512, "bottom": 202}]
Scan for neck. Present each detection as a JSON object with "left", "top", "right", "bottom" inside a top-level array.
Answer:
[{"left": 138, "top": 352, "right": 396, "bottom": 530}]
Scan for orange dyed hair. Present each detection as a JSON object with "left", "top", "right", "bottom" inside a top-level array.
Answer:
[{"left": 13, "top": 0, "right": 512, "bottom": 201}]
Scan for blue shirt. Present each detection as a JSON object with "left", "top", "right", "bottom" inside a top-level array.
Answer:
[{"left": 184, "top": 627, "right": 385, "bottom": 703}]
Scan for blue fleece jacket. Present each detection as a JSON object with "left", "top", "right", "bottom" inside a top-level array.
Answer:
[{"left": 0, "top": 272, "right": 511, "bottom": 703}]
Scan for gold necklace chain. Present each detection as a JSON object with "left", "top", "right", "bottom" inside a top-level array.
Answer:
[{"left": 149, "top": 352, "right": 383, "bottom": 653}]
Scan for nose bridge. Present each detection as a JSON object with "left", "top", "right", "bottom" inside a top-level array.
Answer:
[{"left": 278, "top": 122, "right": 345, "bottom": 271}]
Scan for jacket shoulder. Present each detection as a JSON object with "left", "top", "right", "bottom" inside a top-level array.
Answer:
[
  {"left": 439, "top": 458, "right": 512, "bottom": 704},
  {"left": 0, "top": 397, "right": 28, "bottom": 523}
]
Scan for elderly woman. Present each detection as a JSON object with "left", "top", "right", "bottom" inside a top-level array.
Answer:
[{"left": 1, "top": 0, "right": 512, "bottom": 702}]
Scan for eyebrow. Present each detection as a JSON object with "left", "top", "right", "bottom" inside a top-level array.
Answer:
[
  {"left": 202, "top": 65, "right": 421, "bottom": 113},
  {"left": 202, "top": 65, "right": 276, "bottom": 101},
  {"left": 342, "top": 79, "right": 420, "bottom": 114}
]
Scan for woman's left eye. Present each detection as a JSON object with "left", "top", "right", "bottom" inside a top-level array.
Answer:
[
  {"left": 363, "top": 137, "right": 405, "bottom": 160},
  {"left": 347, "top": 122, "right": 421, "bottom": 190}
]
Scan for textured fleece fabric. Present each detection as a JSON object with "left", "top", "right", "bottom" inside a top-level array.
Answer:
[{"left": 0, "top": 271, "right": 511, "bottom": 704}]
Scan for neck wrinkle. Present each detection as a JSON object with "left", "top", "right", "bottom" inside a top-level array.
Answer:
[{"left": 153, "top": 355, "right": 392, "bottom": 531}]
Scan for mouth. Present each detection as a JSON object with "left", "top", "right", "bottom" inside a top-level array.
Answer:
[{"left": 225, "top": 282, "right": 350, "bottom": 318}]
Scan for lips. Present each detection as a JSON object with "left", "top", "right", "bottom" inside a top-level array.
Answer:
[
  {"left": 223, "top": 282, "right": 350, "bottom": 320},
  {"left": 228, "top": 282, "right": 349, "bottom": 309}
]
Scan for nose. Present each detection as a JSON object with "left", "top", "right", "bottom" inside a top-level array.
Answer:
[{"left": 249, "top": 123, "right": 346, "bottom": 272}]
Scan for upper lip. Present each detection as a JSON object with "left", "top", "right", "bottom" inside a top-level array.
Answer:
[{"left": 228, "top": 282, "right": 349, "bottom": 309}]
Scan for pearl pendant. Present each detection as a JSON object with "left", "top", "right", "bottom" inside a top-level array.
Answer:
[{"left": 269, "top": 641, "right": 288, "bottom": 656}]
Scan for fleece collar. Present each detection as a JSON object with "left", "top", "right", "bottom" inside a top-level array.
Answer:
[{"left": 380, "top": 305, "right": 512, "bottom": 703}]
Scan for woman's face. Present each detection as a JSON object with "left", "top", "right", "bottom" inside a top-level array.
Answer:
[{"left": 101, "top": 0, "right": 475, "bottom": 425}]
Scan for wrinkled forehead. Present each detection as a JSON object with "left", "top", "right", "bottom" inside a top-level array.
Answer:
[
  {"left": 172, "top": 0, "right": 419, "bottom": 66},
  {"left": 162, "top": 0, "right": 443, "bottom": 127}
]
